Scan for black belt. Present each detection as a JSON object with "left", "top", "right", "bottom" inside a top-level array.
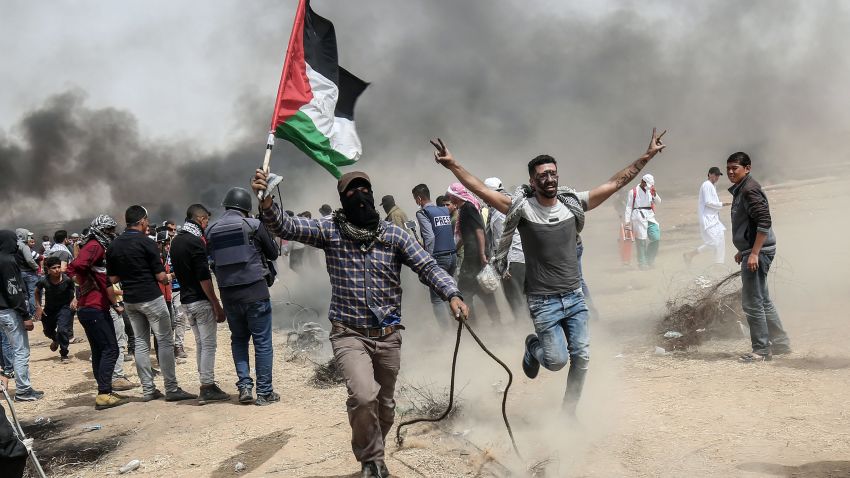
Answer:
[
  {"left": 635, "top": 207, "right": 653, "bottom": 210},
  {"left": 432, "top": 250, "right": 456, "bottom": 258}
]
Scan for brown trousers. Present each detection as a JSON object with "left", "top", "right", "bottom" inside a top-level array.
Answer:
[{"left": 330, "top": 322, "right": 402, "bottom": 463}]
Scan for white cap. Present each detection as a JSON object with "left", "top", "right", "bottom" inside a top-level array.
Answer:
[
  {"left": 484, "top": 177, "right": 503, "bottom": 191},
  {"left": 642, "top": 174, "right": 655, "bottom": 186}
]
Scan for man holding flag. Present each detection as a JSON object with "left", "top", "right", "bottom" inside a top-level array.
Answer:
[
  {"left": 254, "top": 2, "right": 460, "bottom": 475},
  {"left": 253, "top": 170, "right": 468, "bottom": 477}
]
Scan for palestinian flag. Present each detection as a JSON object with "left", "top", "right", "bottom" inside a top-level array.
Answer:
[{"left": 270, "top": 0, "right": 369, "bottom": 178}]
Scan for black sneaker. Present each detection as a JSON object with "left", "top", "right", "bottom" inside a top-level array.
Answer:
[
  {"left": 255, "top": 391, "right": 280, "bottom": 406},
  {"left": 522, "top": 334, "right": 540, "bottom": 379},
  {"left": 238, "top": 387, "right": 254, "bottom": 404},
  {"left": 198, "top": 383, "right": 231, "bottom": 405},
  {"left": 143, "top": 389, "right": 165, "bottom": 401},
  {"left": 15, "top": 389, "right": 44, "bottom": 402},
  {"left": 165, "top": 387, "right": 198, "bottom": 402}
]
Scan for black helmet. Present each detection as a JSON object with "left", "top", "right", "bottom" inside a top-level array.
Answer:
[{"left": 222, "top": 187, "right": 253, "bottom": 214}]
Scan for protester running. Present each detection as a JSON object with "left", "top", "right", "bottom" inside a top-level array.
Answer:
[
  {"left": 432, "top": 129, "right": 666, "bottom": 417},
  {"left": 252, "top": 168, "right": 468, "bottom": 478},
  {"left": 684, "top": 167, "right": 727, "bottom": 265}
]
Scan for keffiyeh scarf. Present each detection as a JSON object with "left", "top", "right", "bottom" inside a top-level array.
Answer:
[
  {"left": 333, "top": 209, "right": 387, "bottom": 253},
  {"left": 181, "top": 221, "right": 203, "bottom": 238},
  {"left": 490, "top": 185, "right": 585, "bottom": 277}
]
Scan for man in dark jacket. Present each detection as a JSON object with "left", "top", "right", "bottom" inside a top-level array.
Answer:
[
  {"left": 206, "top": 188, "right": 279, "bottom": 406},
  {"left": 170, "top": 204, "right": 230, "bottom": 405},
  {"left": 0, "top": 231, "right": 42, "bottom": 401},
  {"left": 106, "top": 206, "right": 196, "bottom": 402},
  {"left": 726, "top": 152, "right": 791, "bottom": 362}
]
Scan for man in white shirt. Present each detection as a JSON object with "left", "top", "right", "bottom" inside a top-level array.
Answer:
[
  {"left": 684, "top": 167, "right": 727, "bottom": 265},
  {"left": 624, "top": 174, "right": 662, "bottom": 269}
]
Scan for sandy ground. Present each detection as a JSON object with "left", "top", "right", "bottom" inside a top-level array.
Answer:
[{"left": 9, "top": 173, "right": 850, "bottom": 477}]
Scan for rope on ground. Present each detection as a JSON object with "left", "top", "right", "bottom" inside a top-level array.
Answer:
[{"left": 395, "top": 318, "right": 523, "bottom": 461}]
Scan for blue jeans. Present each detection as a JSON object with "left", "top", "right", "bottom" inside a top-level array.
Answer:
[
  {"left": 741, "top": 251, "right": 790, "bottom": 355},
  {"left": 0, "top": 309, "right": 32, "bottom": 394},
  {"left": 526, "top": 290, "right": 590, "bottom": 411},
  {"left": 21, "top": 271, "right": 39, "bottom": 317},
  {"left": 576, "top": 243, "right": 598, "bottom": 319},
  {"left": 429, "top": 253, "right": 457, "bottom": 327},
  {"left": 223, "top": 299, "right": 274, "bottom": 395},
  {"left": 0, "top": 329, "right": 15, "bottom": 376}
]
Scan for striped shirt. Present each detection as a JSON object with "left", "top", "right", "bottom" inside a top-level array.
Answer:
[{"left": 261, "top": 203, "right": 459, "bottom": 328}]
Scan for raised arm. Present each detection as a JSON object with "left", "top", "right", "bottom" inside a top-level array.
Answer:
[
  {"left": 587, "top": 128, "right": 666, "bottom": 211},
  {"left": 431, "top": 138, "right": 512, "bottom": 214},
  {"left": 252, "top": 169, "right": 328, "bottom": 248}
]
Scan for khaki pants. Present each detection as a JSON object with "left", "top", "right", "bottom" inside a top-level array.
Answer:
[{"left": 331, "top": 322, "right": 402, "bottom": 463}]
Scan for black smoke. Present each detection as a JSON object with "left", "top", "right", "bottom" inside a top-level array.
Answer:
[{"left": 2, "top": 0, "right": 850, "bottom": 229}]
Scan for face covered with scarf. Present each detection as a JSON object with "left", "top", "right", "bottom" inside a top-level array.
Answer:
[
  {"left": 340, "top": 177, "right": 381, "bottom": 229},
  {"left": 88, "top": 214, "right": 118, "bottom": 250}
]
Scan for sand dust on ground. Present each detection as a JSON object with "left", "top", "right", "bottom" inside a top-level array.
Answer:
[{"left": 11, "top": 174, "right": 850, "bottom": 477}]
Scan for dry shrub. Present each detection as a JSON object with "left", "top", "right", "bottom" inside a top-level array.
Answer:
[
  {"left": 397, "top": 382, "right": 462, "bottom": 423},
  {"left": 659, "top": 271, "right": 745, "bottom": 349},
  {"left": 310, "top": 358, "right": 345, "bottom": 388}
]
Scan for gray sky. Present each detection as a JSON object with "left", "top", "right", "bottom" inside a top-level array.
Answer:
[{"left": 2, "top": 1, "right": 849, "bottom": 226}]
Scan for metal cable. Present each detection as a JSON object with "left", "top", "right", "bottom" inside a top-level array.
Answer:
[{"left": 395, "top": 318, "right": 523, "bottom": 461}]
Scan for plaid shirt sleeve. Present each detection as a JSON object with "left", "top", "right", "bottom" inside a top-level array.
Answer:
[
  {"left": 260, "top": 202, "right": 327, "bottom": 248},
  {"left": 396, "top": 227, "right": 459, "bottom": 301}
]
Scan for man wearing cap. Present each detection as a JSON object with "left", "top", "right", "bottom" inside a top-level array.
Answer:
[
  {"left": 624, "top": 173, "right": 663, "bottom": 269},
  {"left": 106, "top": 206, "right": 196, "bottom": 403},
  {"left": 482, "top": 178, "right": 528, "bottom": 321},
  {"left": 205, "top": 188, "right": 279, "bottom": 406},
  {"left": 252, "top": 169, "right": 468, "bottom": 478},
  {"left": 684, "top": 167, "right": 728, "bottom": 265}
]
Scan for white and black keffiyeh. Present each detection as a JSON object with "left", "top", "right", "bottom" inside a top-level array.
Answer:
[
  {"left": 181, "top": 221, "right": 203, "bottom": 238},
  {"left": 88, "top": 214, "right": 118, "bottom": 250},
  {"left": 332, "top": 209, "right": 387, "bottom": 253},
  {"left": 490, "top": 185, "right": 585, "bottom": 277}
]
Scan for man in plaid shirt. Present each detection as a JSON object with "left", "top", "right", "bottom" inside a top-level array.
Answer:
[{"left": 253, "top": 169, "right": 468, "bottom": 478}]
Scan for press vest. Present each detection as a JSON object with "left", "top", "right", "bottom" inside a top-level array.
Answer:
[
  {"left": 421, "top": 205, "right": 454, "bottom": 254},
  {"left": 205, "top": 212, "right": 267, "bottom": 288}
]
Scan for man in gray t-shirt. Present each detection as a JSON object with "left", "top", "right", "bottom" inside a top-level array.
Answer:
[{"left": 432, "top": 129, "right": 666, "bottom": 417}]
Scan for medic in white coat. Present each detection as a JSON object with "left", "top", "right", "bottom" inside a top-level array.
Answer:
[{"left": 624, "top": 174, "right": 661, "bottom": 269}]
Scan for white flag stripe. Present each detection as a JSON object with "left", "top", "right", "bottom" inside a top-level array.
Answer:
[{"left": 299, "top": 63, "right": 362, "bottom": 161}]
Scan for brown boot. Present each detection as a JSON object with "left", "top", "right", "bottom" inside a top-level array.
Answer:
[{"left": 112, "top": 377, "right": 140, "bottom": 391}]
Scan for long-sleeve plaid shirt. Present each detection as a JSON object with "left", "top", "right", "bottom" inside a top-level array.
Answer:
[{"left": 261, "top": 203, "right": 459, "bottom": 328}]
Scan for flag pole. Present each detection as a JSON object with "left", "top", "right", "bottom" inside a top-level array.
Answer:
[{"left": 259, "top": 0, "right": 306, "bottom": 201}]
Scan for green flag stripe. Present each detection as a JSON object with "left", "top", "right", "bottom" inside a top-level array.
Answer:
[{"left": 275, "top": 110, "right": 356, "bottom": 179}]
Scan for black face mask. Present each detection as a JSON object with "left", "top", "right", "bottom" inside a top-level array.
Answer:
[{"left": 341, "top": 189, "right": 381, "bottom": 229}]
